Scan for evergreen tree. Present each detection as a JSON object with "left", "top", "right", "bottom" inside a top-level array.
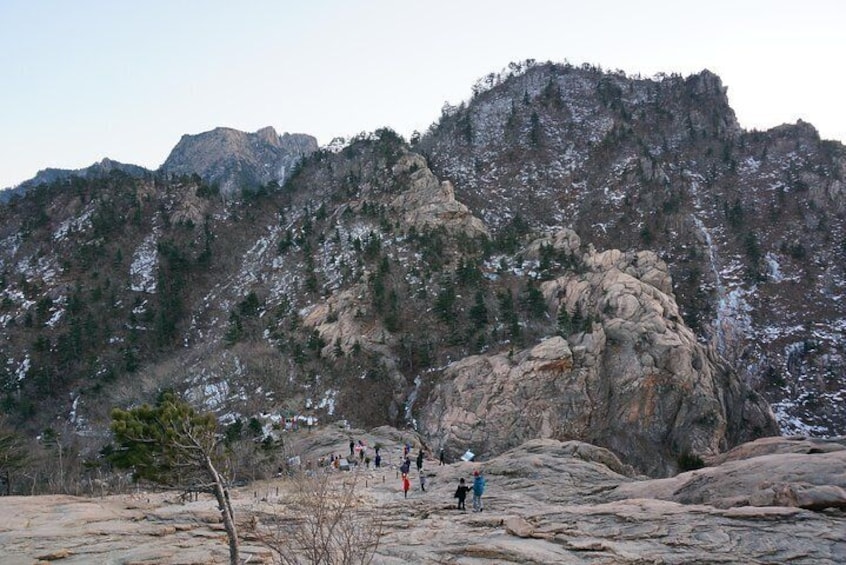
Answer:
[
  {"left": 469, "top": 290, "right": 488, "bottom": 328},
  {"left": 109, "top": 392, "right": 240, "bottom": 564},
  {"left": 557, "top": 305, "right": 573, "bottom": 336}
]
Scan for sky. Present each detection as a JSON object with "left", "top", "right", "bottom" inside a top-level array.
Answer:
[{"left": 1, "top": 0, "right": 844, "bottom": 189}]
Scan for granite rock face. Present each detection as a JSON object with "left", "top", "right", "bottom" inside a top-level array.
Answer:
[
  {"left": 389, "top": 152, "right": 489, "bottom": 237},
  {"left": 161, "top": 126, "right": 317, "bottom": 196},
  {"left": 421, "top": 230, "right": 778, "bottom": 477}
]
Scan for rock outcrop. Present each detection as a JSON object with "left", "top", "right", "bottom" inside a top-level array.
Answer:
[
  {"left": 389, "top": 152, "right": 489, "bottom": 237},
  {"left": 420, "top": 229, "right": 778, "bottom": 477},
  {"left": 161, "top": 126, "right": 317, "bottom": 196}
]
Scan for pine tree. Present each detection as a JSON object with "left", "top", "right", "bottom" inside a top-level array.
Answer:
[{"left": 109, "top": 392, "right": 240, "bottom": 564}]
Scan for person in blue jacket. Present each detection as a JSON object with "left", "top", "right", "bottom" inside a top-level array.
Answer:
[{"left": 472, "top": 470, "right": 486, "bottom": 512}]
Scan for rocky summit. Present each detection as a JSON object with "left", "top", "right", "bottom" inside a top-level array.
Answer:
[
  {"left": 160, "top": 126, "right": 318, "bottom": 197},
  {"left": 418, "top": 62, "right": 846, "bottom": 437}
]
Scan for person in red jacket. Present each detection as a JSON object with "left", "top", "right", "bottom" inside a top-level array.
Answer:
[{"left": 402, "top": 473, "right": 410, "bottom": 498}]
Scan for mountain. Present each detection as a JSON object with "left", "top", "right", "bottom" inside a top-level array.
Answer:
[
  {"left": 0, "top": 158, "right": 151, "bottom": 203},
  {"left": 160, "top": 126, "right": 318, "bottom": 197},
  {"left": 0, "top": 62, "right": 843, "bottom": 490},
  {"left": 417, "top": 61, "right": 846, "bottom": 437}
]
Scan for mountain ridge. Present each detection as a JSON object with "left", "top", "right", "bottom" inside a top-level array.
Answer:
[{"left": 0, "top": 62, "right": 843, "bottom": 493}]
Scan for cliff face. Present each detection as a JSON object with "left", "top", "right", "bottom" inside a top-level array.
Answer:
[{"left": 161, "top": 126, "right": 317, "bottom": 196}]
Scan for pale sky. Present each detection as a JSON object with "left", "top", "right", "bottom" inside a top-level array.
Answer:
[{"left": 1, "top": 0, "right": 843, "bottom": 189}]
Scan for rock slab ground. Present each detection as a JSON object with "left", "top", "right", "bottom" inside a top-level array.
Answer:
[{"left": 1, "top": 429, "right": 844, "bottom": 564}]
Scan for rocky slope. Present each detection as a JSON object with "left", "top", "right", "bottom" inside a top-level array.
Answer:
[
  {"left": 421, "top": 229, "right": 776, "bottom": 476},
  {"left": 1, "top": 429, "right": 844, "bottom": 564},
  {"left": 418, "top": 61, "right": 846, "bottom": 437},
  {"left": 1, "top": 63, "right": 845, "bottom": 492},
  {"left": 160, "top": 126, "right": 317, "bottom": 197}
]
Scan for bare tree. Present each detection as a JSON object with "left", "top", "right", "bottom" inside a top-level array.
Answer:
[{"left": 253, "top": 470, "right": 381, "bottom": 565}]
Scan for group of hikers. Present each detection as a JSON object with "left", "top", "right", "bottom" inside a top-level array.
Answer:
[{"left": 391, "top": 443, "right": 486, "bottom": 511}]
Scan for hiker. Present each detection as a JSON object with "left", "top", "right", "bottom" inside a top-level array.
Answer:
[
  {"left": 472, "top": 470, "right": 486, "bottom": 512},
  {"left": 419, "top": 473, "right": 427, "bottom": 492},
  {"left": 374, "top": 453, "right": 382, "bottom": 468},
  {"left": 349, "top": 439, "right": 355, "bottom": 457},
  {"left": 416, "top": 450, "right": 424, "bottom": 472},
  {"left": 454, "top": 478, "right": 471, "bottom": 510},
  {"left": 402, "top": 474, "right": 411, "bottom": 498},
  {"left": 400, "top": 456, "right": 411, "bottom": 475},
  {"left": 439, "top": 448, "right": 445, "bottom": 466}
]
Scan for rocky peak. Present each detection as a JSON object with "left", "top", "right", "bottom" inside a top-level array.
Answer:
[
  {"left": 255, "top": 125, "right": 281, "bottom": 145},
  {"left": 1, "top": 158, "right": 151, "bottom": 202},
  {"left": 161, "top": 126, "right": 318, "bottom": 197},
  {"left": 389, "top": 152, "right": 489, "bottom": 237}
]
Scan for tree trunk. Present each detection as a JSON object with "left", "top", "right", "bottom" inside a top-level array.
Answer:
[{"left": 206, "top": 456, "right": 239, "bottom": 565}]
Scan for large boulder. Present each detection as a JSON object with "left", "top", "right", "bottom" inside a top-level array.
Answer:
[{"left": 420, "top": 231, "right": 778, "bottom": 476}]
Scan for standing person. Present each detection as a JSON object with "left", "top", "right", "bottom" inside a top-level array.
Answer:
[
  {"left": 374, "top": 452, "right": 382, "bottom": 468},
  {"left": 472, "top": 470, "right": 486, "bottom": 512},
  {"left": 419, "top": 473, "right": 427, "bottom": 492},
  {"left": 439, "top": 448, "right": 446, "bottom": 466},
  {"left": 454, "top": 478, "right": 471, "bottom": 511},
  {"left": 349, "top": 439, "right": 355, "bottom": 458},
  {"left": 416, "top": 450, "right": 424, "bottom": 473},
  {"left": 400, "top": 456, "right": 411, "bottom": 476},
  {"left": 402, "top": 474, "right": 410, "bottom": 498}
]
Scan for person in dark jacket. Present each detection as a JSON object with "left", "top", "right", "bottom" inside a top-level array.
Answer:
[
  {"left": 400, "top": 457, "right": 411, "bottom": 475},
  {"left": 454, "top": 478, "right": 471, "bottom": 510},
  {"left": 416, "top": 450, "right": 424, "bottom": 472}
]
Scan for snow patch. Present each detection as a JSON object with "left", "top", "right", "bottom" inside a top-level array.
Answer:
[{"left": 130, "top": 233, "right": 158, "bottom": 293}]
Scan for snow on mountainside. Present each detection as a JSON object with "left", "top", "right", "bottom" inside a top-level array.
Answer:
[{"left": 0, "top": 63, "right": 844, "bottom": 486}]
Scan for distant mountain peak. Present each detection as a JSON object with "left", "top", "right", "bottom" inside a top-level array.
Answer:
[{"left": 161, "top": 126, "right": 318, "bottom": 196}]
